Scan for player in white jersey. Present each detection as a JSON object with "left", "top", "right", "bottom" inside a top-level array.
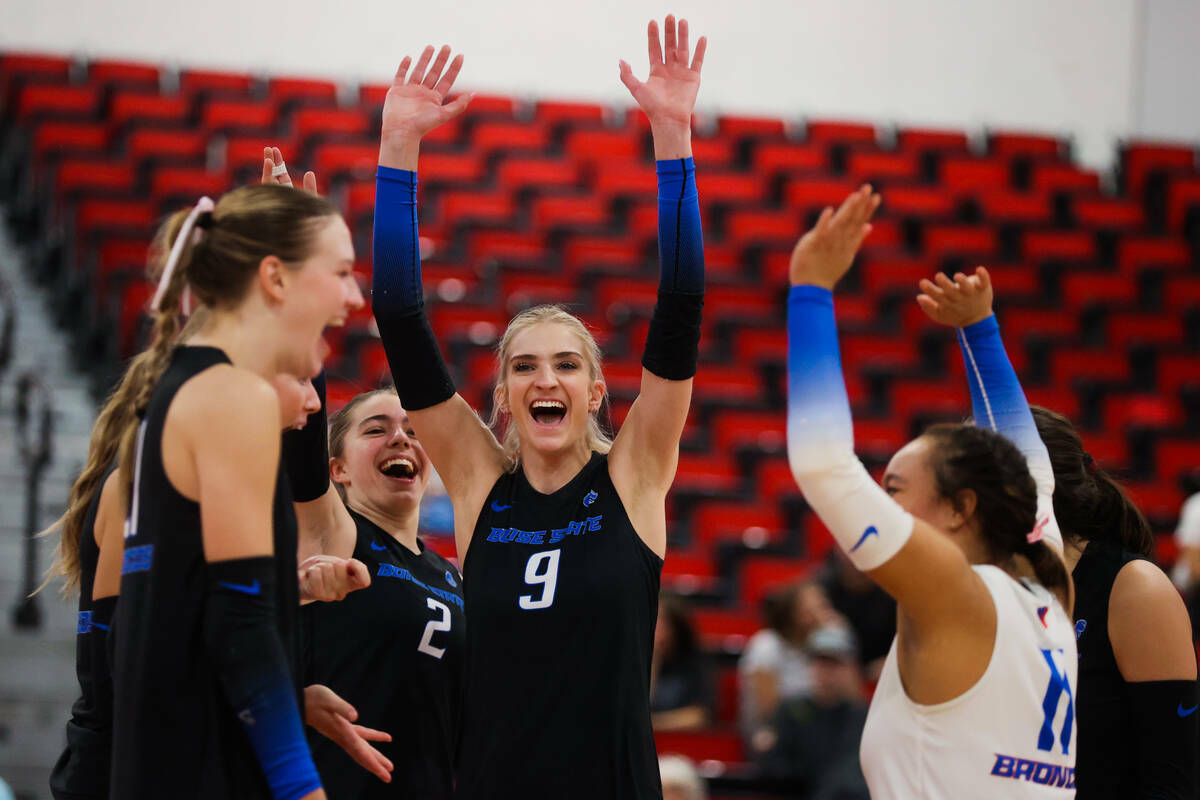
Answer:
[{"left": 784, "top": 186, "right": 1078, "bottom": 798}]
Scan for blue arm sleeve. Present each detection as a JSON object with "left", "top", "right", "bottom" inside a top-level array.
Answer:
[
  {"left": 958, "top": 314, "right": 1062, "bottom": 550},
  {"left": 372, "top": 166, "right": 423, "bottom": 315},
  {"left": 205, "top": 557, "right": 321, "bottom": 800},
  {"left": 656, "top": 157, "right": 704, "bottom": 294},
  {"left": 786, "top": 285, "right": 854, "bottom": 459}
]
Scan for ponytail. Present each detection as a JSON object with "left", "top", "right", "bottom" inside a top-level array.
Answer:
[
  {"left": 1021, "top": 539, "right": 1074, "bottom": 611},
  {"left": 1030, "top": 406, "right": 1154, "bottom": 557}
]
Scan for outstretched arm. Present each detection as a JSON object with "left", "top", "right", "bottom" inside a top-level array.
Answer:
[
  {"left": 610, "top": 16, "right": 707, "bottom": 557},
  {"left": 917, "top": 268, "right": 1063, "bottom": 554},
  {"left": 371, "top": 49, "right": 505, "bottom": 561},
  {"left": 786, "top": 188, "right": 995, "bottom": 660}
]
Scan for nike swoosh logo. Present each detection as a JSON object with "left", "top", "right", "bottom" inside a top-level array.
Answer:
[
  {"left": 92, "top": 622, "right": 110, "bottom": 631},
  {"left": 491, "top": 501, "right": 512, "bottom": 512},
  {"left": 1178, "top": 704, "right": 1199, "bottom": 717},
  {"left": 218, "top": 580, "right": 261, "bottom": 596},
  {"left": 850, "top": 526, "right": 879, "bottom": 552},
  {"left": 370, "top": 541, "right": 387, "bottom": 551}
]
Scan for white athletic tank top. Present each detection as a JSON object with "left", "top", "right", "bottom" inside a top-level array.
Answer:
[{"left": 860, "top": 565, "right": 1078, "bottom": 798}]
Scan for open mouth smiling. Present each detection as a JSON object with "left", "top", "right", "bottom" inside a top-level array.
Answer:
[{"left": 530, "top": 399, "right": 567, "bottom": 427}]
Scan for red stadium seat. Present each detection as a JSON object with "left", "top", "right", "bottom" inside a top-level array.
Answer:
[
  {"left": 753, "top": 141, "right": 827, "bottom": 174},
  {"left": 692, "top": 501, "right": 783, "bottom": 551},
  {"left": 56, "top": 159, "right": 136, "bottom": 195},
  {"left": 1107, "top": 312, "right": 1184, "bottom": 348},
  {"left": 1050, "top": 347, "right": 1132, "bottom": 385},
  {"left": 126, "top": 128, "right": 208, "bottom": 162},
  {"left": 109, "top": 91, "right": 190, "bottom": 128},
  {"left": 1166, "top": 175, "right": 1200, "bottom": 233},
  {"left": 860, "top": 255, "right": 936, "bottom": 295},
  {"left": 268, "top": 76, "right": 339, "bottom": 105},
  {"left": 806, "top": 119, "right": 876, "bottom": 145},
  {"left": 1116, "top": 236, "right": 1191, "bottom": 275},
  {"left": 941, "top": 156, "right": 1011, "bottom": 193},
  {"left": 846, "top": 150, "right": 921, "bottom": 182},
  {"left": 882, "top": 185, "right": 956, "bottom": 219},
  {"left": 496, "top": 156, "right": 579, "bottom": 191},
  {"left": 472, "top": 120, "right": 551, "bottom": 153},
  {"left": 0, "top": 52, "right": 72, "bottom": 83},
  {"left": 225, "top": 134, "right": 298, "bottom": 173},
  {"left": 1122, "top": 142, "right": 1196, "bottom": 198},
  {"left": 988, "top": 131, "right": 1064, "bottom": 160},
  {"left": 1159, "top": 353, "right": 1200, "bottom": 394},
  {"left": 711, "top": 409, "right": 786, "bottom": 453},
  {"left": 530, "top": 193, "right": 608, "bottom": 229},
  {"left": 924, "top": 224, "right": 998, "bottom": 258},
  {"left": 739, "top": 556, "right": 815, "bottom": 608},
  {"left": 1061, "top": 272, "right": 1135, "bottom": 308},
  {"left": 311, "top": 142, "right": 380, "bottom": 180},
  {"left": 784, "top": 177, "right": 859, "bottom": 211},
  {"left": 201, "top": 98, "right": 279, "bottom": 132},
  {"left": 975, "top": 191, "right": 1053, "bottom": 224},
  {"left": 1022, "top": 229, "right": 1096, "bottom": 261},
  {"left": 895, "top": 127, "right": 969, "bottom": 153},
  {"left": 564, "top": 128, "right": 643, "bottom": 163},
  {"left": 661, "top": 550, "right": 720, "bottom": 594},
  {"left": 534, "top": 99, "right": 607, "bottom": 125},
  {"left": 150, "top": 166, "right": 229, "bottom": 200},
  {"left": 1102, "top": 392, "right": 1182, "bottom": 431},
  {"left": 1073, "top": 196, "right": 1144, "bottom": 231},
  {"left": 17, "top": 83, "right": 101, "bottom": 118},
  {"left": 292, "top": 107, "right": 370, "bottom": 140},
  {"left": 75, "top": 199, "right": 157, "bottom": 239},
  {"left": 1031, "top": 162, "right": 1101, "bottom": 194},
  {"left": 179, "top": 68, "right": 255, "bottom": 96},
  {"left": 87, "top": 59, "right": 160, "bottom": 87},
  {"left": 718, "top": 114, "right": 786, "bottom": 138},
  {"left": 438, "top": 189, "right": 517, "bottom": 229}
]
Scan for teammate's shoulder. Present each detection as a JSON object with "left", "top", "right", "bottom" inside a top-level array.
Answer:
[
  {"left": 1111, "top": 558, "right": 1181, "bottom": 613},
  {"left": 175, "top": 365, "right": 277, "bottom": 418}
]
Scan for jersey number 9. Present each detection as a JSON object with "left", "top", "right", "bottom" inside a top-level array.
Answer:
[{"left": 519, "top": 550, "right": 561, "bottom": 610}]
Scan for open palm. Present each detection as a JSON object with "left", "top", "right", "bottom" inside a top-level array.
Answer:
[
  {"left": 381, "top": 45, "right": 471, "bottom": 143},
  {"left": 620, "top": 15, "right": 706, "bottom": 126}
]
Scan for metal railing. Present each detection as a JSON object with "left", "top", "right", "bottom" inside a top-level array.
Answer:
[{"left": 12, "top": 371, "right": 54, "bottom": 629}]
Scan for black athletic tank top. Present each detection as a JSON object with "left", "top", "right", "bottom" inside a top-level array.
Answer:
[
  {"left": 302, "top": 510, "right": 465, "bottom": 799},
  {"left": 49, "top": 463, "right": 115, "bottom": 800},
  {"left": 1072, "top": 538, "right": 1150, "bottom": 799},
  {"left": 111, "top": 346, "right": 302, "bottom": 800},
  {"left": 456, "top": 452, "right": 664, "bottom": 799}
]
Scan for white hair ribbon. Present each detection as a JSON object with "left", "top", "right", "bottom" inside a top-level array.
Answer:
[{"left": 151, "top": 196, "right": 215, "bottom": 312}]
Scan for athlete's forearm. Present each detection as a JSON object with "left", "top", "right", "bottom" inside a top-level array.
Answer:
[
  {"left": 786, "top": 286, "right": 912, "bottom": 572},
  {"left": 372, "top": 166, "right": 455, "bottom": 410},
  {"left": 957, "top": 315, "right": 1062, "bottom": 550},
  {"left": 643, "top": 157, "right": 704, "bottom": 381}
]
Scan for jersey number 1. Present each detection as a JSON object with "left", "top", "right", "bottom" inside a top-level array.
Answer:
[
  {"left": 519, "top": 549, "right": 561, "bottom": 610},
  {"left": 1036, "top": 648, "right": 1075, "bottom": 755}
]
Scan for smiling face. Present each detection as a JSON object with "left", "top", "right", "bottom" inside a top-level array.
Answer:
[
  {"left": 330, "top": 392, "right": 430, "bottom": 516},
  {"left": 495, "top": 321, "right": 606, "bottom": 460},
  {"left": 273, "top": 215, "right": 364, "bottom": 376}
]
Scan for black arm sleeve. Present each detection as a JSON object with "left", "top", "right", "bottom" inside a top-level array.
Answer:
[
  {"left": 281, "top": 372, "right": 329, "bottom": 503},
  {"left": 1127, "top": 678, "right": 1198, "bottom": 799}
]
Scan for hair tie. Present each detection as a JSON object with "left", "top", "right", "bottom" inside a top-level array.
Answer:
[
  {"left": 1026, "top": 514, "right": 1049, "bottom": 545},
  {"left": 151, "top": 197, "right": 214, "bottom": 312},
  {"left": 194, "top": 210, "right": 214, "bottom": 230}
]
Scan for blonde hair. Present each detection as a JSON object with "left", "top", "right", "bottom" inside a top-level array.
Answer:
[
  {"left": 40, "top": 308, "right": 208, "bottom": 596},
  {"left": 489, "top": 305, "right": 612, "bottom": 468}
]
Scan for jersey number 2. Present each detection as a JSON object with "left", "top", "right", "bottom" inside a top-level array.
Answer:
[
  {"left": 519, "top": 549, "right": 561, "bottom": 610},
  {"left": 417, "top": 598, "right": 452, "bottom": 659}
]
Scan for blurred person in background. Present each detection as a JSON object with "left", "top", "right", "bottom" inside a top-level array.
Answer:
[
  {"left": 1174, "top": 471, "right": 1200, "bottom": 641},
  {"left": 651, "top": 593, "right": 713, "bottom": 731},
  {"left": 818, "top": 549, "right": 895, "bottom": 681},
  {"left": 755, "top": 626, "right": 870, "bottom": 800},
  {"left": 738, "top": 578, "right": 845, "bottom": 743},
  {"left": 659, "top": 755, "right": 707, "bottom": 800}
]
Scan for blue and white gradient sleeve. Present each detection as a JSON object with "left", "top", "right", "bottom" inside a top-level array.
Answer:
[
  {"left": 786, "top": 285, "right": 914, "bottom": 571},
  {"left": 958, "top": 315, "right": 1063, "bottom": 553}
]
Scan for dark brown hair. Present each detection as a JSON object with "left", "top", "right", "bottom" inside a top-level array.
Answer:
[
  {"left": 922, "top": 423, "right": 1071, "bottom": 604},
  {"left": 1030, "top": 406, "right": 1154, "bottom": 557}
]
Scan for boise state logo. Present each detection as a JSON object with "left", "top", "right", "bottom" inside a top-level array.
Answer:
[
  {"left": 445, "top": 570, "right": 458, "bottom": 588},
  {"left": 1074, "top": 619, "right": 1087, "bottom": 640},
  {"left": 583, "top": 490, "right": 598, "bottom": 507}
]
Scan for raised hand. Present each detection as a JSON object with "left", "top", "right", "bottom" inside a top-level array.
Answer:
[
  {"left": 298, "top": 554, "right": 370, "bottom": 603},
  {"left": 379, "top": 46, "right": 472, "bottom": 170},
  {"left": 304, "top": 684, "right": 394, "bottom": 783},
  {"left": 261, "top": 146, "right": 318, "bottom": 194},
  {"left": 788, "top": 185, "right": 881, "bottom": 289},
  {"left": 916, "top": 267, "right": 994, "bottom": 328},
  {"left": 620, "top": 15, "right": 706, "bottom": 158}
]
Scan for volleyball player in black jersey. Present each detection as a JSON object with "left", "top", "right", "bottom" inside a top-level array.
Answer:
[
  {"left": 279, "top": 384, "right": 465, "bottom": 798},
  {"left": 920, "top": 267, "right": 1198, "bottom": 798},
  {"left": 110, "top": 183, "right": 363, "bottom": 800},
  {"left": 370, "top": 20, "right": 706, "bottom": 797}
]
